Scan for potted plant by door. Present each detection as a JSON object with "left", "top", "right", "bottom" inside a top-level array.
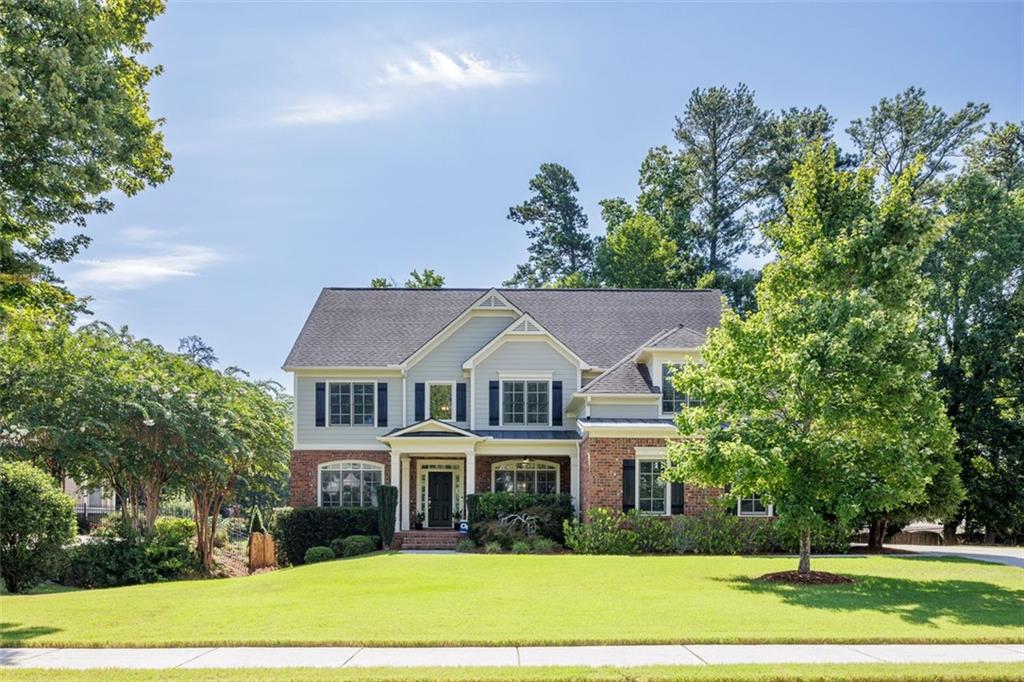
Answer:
[
  {"left": 415, "top": 512, "right": 424, "bottom": 531},
  {"left": 451, "top": 504, "right": 462, "bottom": 529}
]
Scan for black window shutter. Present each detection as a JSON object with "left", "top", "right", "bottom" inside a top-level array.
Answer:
[
  {"left": 314, "top": 382, "right": 326, "bottom": 427},
  {"left": 488, "top": 381, "right": 500, "bottom": 426},
  {"left": 671, "top": 482, "right": 684, "bottom": 515},
  {"left": 377, "top": 382, "right": 388, "bottom": 427},
  {"left": 551, "top": 381, "right": 563, "bottom": 426},
  {"left": 414, "top": 383, "right": 425, "bottom": 422},
  {"left": 456, "top": 383, "right": 467, "bottom": 422},
  {"left": 622, "top": 460, "right": 635, "bottom": 512}
]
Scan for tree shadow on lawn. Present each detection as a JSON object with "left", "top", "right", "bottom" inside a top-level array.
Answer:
[
  {"left": 0, "top": 622, "right": 61, "bottom": 644},
  {"left": 724, "top": 575, "right": 1024, "bottom": 629}
]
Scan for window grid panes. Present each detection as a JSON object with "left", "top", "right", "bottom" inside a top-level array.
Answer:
[
  {"left": 638, "top": 460, "right": 667, "bottom": 514},
  {"left": 502, "top": 381, "right": 549, "bottom": 425},
  {"left": 739, "top": 494, "right": 769, "bottom": 516},
  {"left": 329, "top": 382, "right": 374, "bottom": 426},
  {"left": 661, "top": 364, "right": 685, "bottom": 414},
  {"left": 320, "top": 461, "right": 382, "bottom": 508},
  {"left": 429, "top": 383, "right": 453, "bottom": 421},
  {"left": 493, "top": 461, "right": 559, "bottom": 495}
]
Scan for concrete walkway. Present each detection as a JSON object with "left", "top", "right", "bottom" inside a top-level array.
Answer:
[{"left": 2, "top": 644, "right": 1021, "bottom": 669}]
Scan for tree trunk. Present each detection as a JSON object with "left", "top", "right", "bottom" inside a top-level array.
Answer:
[
  {"left": 798, "top": 528, "right": 812, "bottom": 575},
  {"left": 984, "top": 528, "right": 996, "bottom": 545},
  {"left": 868, "top": 519, "right": 886, "bottom": 550},
  {"left": 943, "top": 521, "right": 959, "bottom": 546},
  {"left": 143, "top": 480, "right": 162, "bottom": 535}
]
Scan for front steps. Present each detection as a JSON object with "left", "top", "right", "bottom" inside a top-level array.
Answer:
[{"left": 395, "top": 530, "right": 462, "bottom": 550}]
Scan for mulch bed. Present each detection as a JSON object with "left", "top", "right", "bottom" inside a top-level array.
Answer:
[{"left": 757, "top": 570, "right": 856, "bottom": 585}]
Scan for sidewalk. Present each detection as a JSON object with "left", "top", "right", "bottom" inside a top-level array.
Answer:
[{"left": 2, "top": 644, "right": 1022, "bottom": 669}]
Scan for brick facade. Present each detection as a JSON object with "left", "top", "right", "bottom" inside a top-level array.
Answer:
[
  {"left": 579, "top": 435, "right": 722, "bottom": 519},
  {"left": 289, "top": 450, "right": 392, "bottom": 508}
]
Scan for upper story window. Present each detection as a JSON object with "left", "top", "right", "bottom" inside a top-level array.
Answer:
[
  {"left": 738, "top": 494, "right": 772, "bottom": 517},
  {"left": 428, "top": 382, "right": 454, "bottom": 421},
  {"left": 319, "top": 461, "right": 383, "bottom": 507},
  {"left": 661, "top": 363, "right": 701, "bottom": 413},
  {"left": 493, "top": 460, "right": 559, "bottom": 495},
  {"left": 329, "top": 382, "right": 375, "bottom": 426},
  {"left": 502, "top": 380, "right": 550, "bottom": 425}
]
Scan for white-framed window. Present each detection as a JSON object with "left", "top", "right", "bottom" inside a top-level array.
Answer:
[
  {"left": 318, "top": 460, "right": 383, "bottom": 507},
  {"left": 501, "top": 380, "right": 550, "bottom": 425},
  {"left": 427, "top": 382, "right": 455, "bottom": 422},
  {"left": 737, "top": 494, "right": 772, "bottom": 517},
  {"left": 328, "top": 382, "right": 375, "bottom": 426},
  {"left": 637, "top": 459, "right": 668, "bottom": 514},
  {"left": 661, "top": 363, "right": 701, "bottom": 414},
  {"left": 492, "top": 460, "right": 559, "bottom": 495}
]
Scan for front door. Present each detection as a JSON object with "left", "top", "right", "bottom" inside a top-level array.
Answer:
[{"left": 427, "top": 471, "right": 453, "bottom": 528}]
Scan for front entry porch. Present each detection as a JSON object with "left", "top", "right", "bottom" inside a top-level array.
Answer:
[{"left": 380, "top": 419, "right": 580, "bottom": 533}]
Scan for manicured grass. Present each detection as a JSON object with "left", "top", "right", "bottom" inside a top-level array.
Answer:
[
  {"left": 1, "top": 554, "right": 1021, "bottom": 646},
  {"left": 3, "top": 664, "right": 1023, "bottom": 682}
]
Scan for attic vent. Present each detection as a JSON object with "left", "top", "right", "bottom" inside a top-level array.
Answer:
[
  {"left": 511, "top": 318, "right": 543, "bottom": 334},
  {"left": 478, "top": 293, "right": 510, "bottom": 308}
]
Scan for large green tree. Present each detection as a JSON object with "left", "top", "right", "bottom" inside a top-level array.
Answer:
[
  {"left": 505, "top": 163, "right": 596, "bottom": 287},
  {"left": 595, "top": 214, "right": 678, "bottom": 288},
  {"left": 847, "top": 86, "right": 988, "bottom": 201},
  {"left": 924, "top": 162, "right": 1024, "bottom": 542},
  {"left": 0, "top": 0, "right": 172, "bottom": 318},
  {"left": 405, "top": 269, "right": 445, "bottom": 289},
  {"left": 667, "top": 145, "right": 955, "bottom": 575}
]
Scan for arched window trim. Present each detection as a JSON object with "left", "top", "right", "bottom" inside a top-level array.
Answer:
[
  {"left": 317, "top": 459, "right": 385, "bottom": 508},
  {"left": 490, "top": 459, "right": 560, "bottom": 495}
]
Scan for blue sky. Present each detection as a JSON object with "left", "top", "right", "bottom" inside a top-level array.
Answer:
[{"left": 56, "top": 1, "right": 1023, "bottom": 388}]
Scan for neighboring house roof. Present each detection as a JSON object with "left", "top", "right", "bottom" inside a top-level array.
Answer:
[{"left": 283, "top": 288, "right": 721, "bottom": 369}]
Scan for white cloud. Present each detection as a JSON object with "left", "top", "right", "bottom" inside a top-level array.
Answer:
[
  {"left": 272, "top": 47, "right": 532, "bottom": 127},
  {"left": 381, "top": 49, "right": 530, "bottom": 90},
  {"left": 273, "top": 97, "right": 392, "bottom": 126},
  {"left": 74, "top": 243, "right": 223, "bottom": 290}
]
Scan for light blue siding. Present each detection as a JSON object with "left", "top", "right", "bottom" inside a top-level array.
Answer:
[
  {"left": 295, "top": 375, "right": 401, "bottom": 448},
  {"left": 405, "top": 314, "right": 514, "bottom": 427},
  {"left": 590, "top": 401, "right": 661, "bottom": 419},
  {"left": 473, "top": 340, "right": 578, "bottom": 430}
]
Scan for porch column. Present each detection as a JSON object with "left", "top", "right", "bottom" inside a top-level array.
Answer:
[
  {"left": 390, "top": 451, "right": 401, "bottom": 533},
  {"left": 400, "top": 457, "right": 411, "bottom": 531},
  {"left": 570, "top": 450, "right": 580, "bottom": 515},
  {"left": 465, "top": 451, "right": 476, "bottom": 496}
]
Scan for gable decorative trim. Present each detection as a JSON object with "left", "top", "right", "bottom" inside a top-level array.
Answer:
[{"left": 462, "top": 314, "right": 591, "bottom": 371}]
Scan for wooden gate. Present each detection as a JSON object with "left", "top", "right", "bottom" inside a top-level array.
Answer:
[{"left": 248, "top": 531, "right": 276, "bottom": 572}]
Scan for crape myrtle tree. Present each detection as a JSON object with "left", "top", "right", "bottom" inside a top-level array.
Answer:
[
  {"left": 665, "top": 145, "right": 956, "bottom": 576},
  {"left": 0, "top": 0, "right": 172, "bottom": 319}
]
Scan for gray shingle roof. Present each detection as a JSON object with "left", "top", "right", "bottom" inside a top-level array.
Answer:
[
  {"left": 650, "top": 325, "right": 707, "bottom": 348},
  {"left": 578, "top": 324, "right": 705, "bottom": 395},
  {"left": 283, "top": 288, "right": 721, "bottom": 369}
]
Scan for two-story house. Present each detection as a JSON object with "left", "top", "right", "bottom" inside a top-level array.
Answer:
[{"left": 284, "top": 287, "right": 762, "bottom": 542}]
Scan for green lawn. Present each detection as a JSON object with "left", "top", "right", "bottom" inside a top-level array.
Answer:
[
  {"left": 3, "top": 664, "right": 1023, "bottom": 682},
  {"left": 1, "top": 553, "right": 1021, "bottom": 647}
]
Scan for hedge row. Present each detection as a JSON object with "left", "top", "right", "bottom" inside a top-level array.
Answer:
[{"left": 270, "top": 506, "right": 378, "bottom": 565}]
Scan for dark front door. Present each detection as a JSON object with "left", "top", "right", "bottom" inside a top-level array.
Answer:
[{"left": 427, "top": 471, "right": 453, "bottom": 527}]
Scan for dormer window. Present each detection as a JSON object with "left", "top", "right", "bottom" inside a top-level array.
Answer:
[{"left": 661, "top": 364, "right": 685, "bottom": 414}]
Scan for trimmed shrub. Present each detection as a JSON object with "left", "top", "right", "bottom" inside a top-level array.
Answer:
[
  {"left": 530, "top": 537, "right": 559, "bottom": 554},
  {"left": 511, "top": 540, "right": 531, "bottom": 554},
  {"left": 483, "top": 541, "right": 503, "bottom": 554},
  {"left": 147, "top": 517, "right": 198, "bottom": 577},
  {"left": 303, "top": 546, "right": 335, "bottom": 564},
  {"left": 563, "top": 508, "right": 640, "bottom": 555},
  {"left": 624, "top": 510, "right": 675, "bottom": 553},
  {"left": 377, "top": 485, "right": 398, "bottom": 549},
  {"left": 270, "top": 506, "right": 379, "bottom": 565},
  {"left": 455, "top": 539, "right": 476, "bottom": 552},
  {"left": 339, "top": 534, "right": 376, "bottom": 558},
  {"left": 671, "top": 509, "right": 767, "bottom": 555},
  {"left": 0, "top": 461, "right": 77, "bottom": 593}
]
